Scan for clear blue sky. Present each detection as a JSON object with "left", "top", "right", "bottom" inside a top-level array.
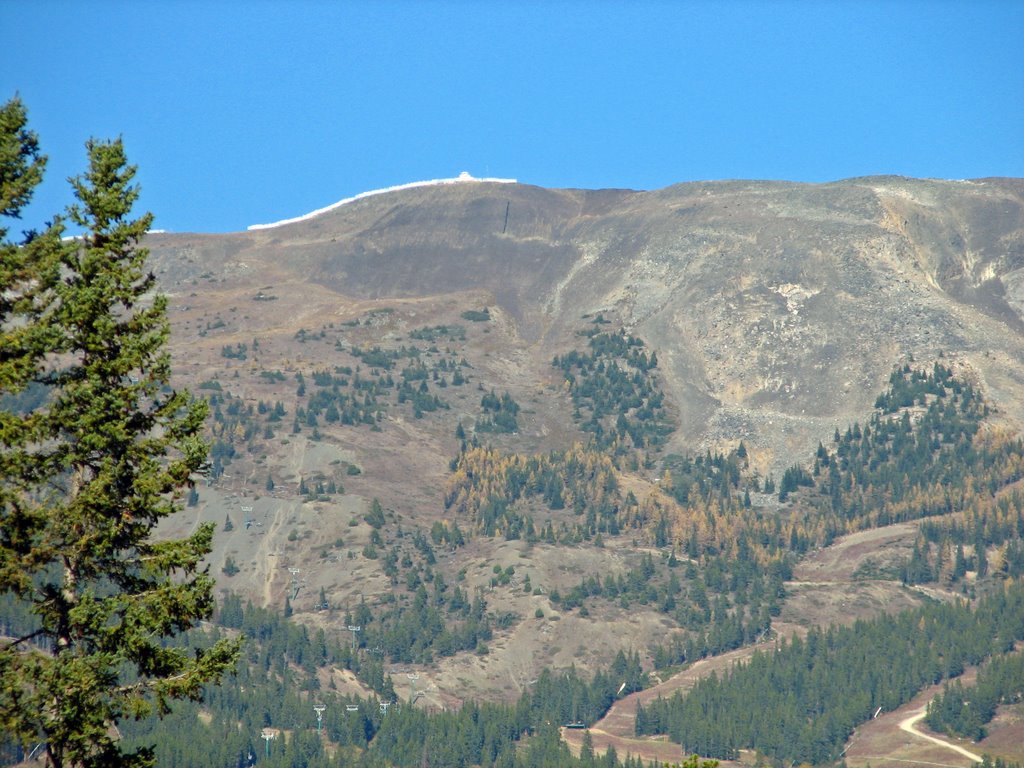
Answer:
[{"left": 3, "top": 1, "right": 1022, "bottom": 234}]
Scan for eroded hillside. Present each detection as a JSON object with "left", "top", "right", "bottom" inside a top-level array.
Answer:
[{"left": 146, "top": 176, "right": 1024, "bottom": 717}]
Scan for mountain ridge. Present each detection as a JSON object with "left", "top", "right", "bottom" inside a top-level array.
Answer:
[
  {"left": 135, "top": 176, "right": 1024, "bottom": 756},
  {"left": 148, "top": 175, "right": 1024, "bottom": 468}
]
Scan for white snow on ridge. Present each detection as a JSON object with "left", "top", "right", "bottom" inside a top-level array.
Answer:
[{"left": 247, "top": 171, "right": 518, "bottom": 231}]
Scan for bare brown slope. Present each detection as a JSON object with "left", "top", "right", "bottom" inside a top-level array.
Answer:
[
  {"left": 150, "top": 177, "right": 1024, "bottom": 470},
  {"left": 139, "top": 176, "right": 1024, "bottom": 766}
]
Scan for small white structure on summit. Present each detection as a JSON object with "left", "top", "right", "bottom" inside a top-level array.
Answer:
[{"left": 247, "top": 171, "right": 517, "bottom": 231}]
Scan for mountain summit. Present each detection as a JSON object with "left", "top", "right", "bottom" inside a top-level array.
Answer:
[{"left": 149, "top": 176, "right": 1024, "bottom": 467}]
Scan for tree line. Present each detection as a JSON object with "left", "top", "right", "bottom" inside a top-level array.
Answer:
[{"left": 925, "top": 648, "right": 1024, "bottom": 741}]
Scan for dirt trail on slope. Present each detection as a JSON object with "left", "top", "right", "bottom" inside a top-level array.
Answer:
[
  {"left": 561, "top": 639, "right": 778, "bottom": 765},
  {"left": 899, "top": 708, "right": 982, "bottom": 763}
]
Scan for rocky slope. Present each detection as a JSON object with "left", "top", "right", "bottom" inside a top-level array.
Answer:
[
  {"left": 149, "top": 175, "right": 1024, "bottom": 471},
  {"left": 145, "top": 175, "right": 1024, "bottom": 709}
]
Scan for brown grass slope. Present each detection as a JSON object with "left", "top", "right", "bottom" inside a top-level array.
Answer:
[
  {"left": 142, "top": 177, "right": 1024, "bottom": 759},
  {"left": 149, "top": 176, "right": 1024, "bottom": 464}
]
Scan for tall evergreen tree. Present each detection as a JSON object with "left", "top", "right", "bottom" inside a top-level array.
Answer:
[
  {"left": 0, "top": 99, "right": 240, "bottom": 768},
  {"left": 0, "top": 96, "right": 63, "bottom": 409}
]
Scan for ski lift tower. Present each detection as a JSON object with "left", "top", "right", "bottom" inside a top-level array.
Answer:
[
  {"left": 313, "top": 704, "right": 326, "bottom": 733},
  {"left": 347, "top": 624, "right": 361, "bottom": 650}
]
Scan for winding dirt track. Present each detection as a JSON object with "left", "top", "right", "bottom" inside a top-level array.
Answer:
[{"left": 898, "top": 708, "right": 982, "bottom": 764}]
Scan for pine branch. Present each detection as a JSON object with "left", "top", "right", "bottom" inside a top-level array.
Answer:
[{"left": 1, "top": 627, "right": 45, "bottom": 650}]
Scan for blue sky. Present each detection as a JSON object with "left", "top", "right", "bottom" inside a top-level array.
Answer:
[{"left": 3, "top": 1, "right": 1022, "bottom": 234}]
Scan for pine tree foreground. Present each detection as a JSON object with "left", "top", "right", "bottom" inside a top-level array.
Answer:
[{"left": 0, "top": 97, "right": 240, "bottom": 767}]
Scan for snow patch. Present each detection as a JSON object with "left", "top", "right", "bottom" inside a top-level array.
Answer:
[{"left": 247, "top": 171, "right": 517, "bottom": 231}]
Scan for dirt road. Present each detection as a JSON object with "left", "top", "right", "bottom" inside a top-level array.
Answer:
[{"left": 899, "top": 708, "right": 982, "bottom": 764}]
